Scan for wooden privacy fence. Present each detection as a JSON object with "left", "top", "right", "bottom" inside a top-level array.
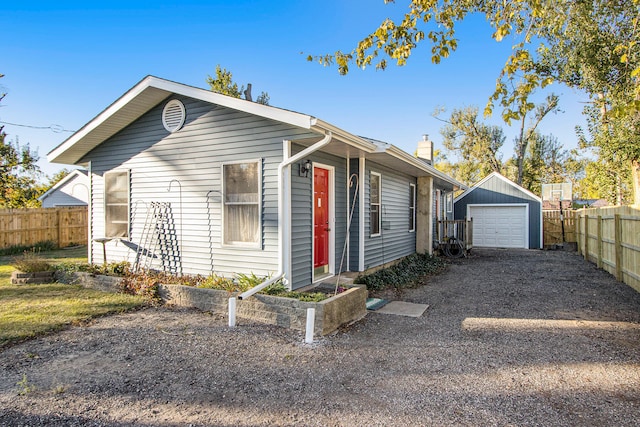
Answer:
[
  {"left": 543, "top": 210, "right": 577, "bottom": 246},
  {"left": 576, "top": 206, "right": 640, "bottom": 293},
  {"left": 0, "top": 207, "right": 88, "bottom": 250}
]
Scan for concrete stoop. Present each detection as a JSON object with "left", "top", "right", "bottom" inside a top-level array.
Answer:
[{"left": 374, "top": 301, "right": 429, "bottom": 317}]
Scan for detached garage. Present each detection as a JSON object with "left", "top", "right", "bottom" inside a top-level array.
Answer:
[{"left": 454, "top": 172, "right": 542, "bottom": 249}]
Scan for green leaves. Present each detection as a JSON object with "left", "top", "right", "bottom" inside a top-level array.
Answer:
[
  {"left": 354, "top": 252, "right": 445, "bottom": 293},
  {"left": 0, "top": 77, "right": 42, "bottom": 208},
  {"left": 206, "top": 65, "right": 270, "bottom": 105}
]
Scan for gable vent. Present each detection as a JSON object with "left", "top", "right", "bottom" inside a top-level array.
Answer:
[{"left": 162, "top": 99, "right": 186, "bottom": 132}]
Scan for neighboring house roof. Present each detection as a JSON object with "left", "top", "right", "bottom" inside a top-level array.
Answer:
[
  {"left": 47, "top": 75, "right": 463, "bottom": 190},
  {"left": 574, "top": 199, "right": 609, "bottom": 208},
  {"left": 454, "top": 171, "right": 542, "bottom": 204},
  {"left": 38, "top": 169, "right": 89, "bottom": 204}
]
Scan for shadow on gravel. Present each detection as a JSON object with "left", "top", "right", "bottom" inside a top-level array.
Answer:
[{"left": 0, "top": 249, "right": 639, "bottom": 426}]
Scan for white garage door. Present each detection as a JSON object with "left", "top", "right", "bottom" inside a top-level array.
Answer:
[{"left": 469, "top": 205, "right": 527, "bottom": 248}]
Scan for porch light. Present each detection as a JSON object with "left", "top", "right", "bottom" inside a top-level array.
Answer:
[{"left": 299, "top": 159, "right": 312, "bottom": 177}]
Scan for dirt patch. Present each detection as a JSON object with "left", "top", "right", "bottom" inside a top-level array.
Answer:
[{"left": 1, "top": 249, "right": 639, "bottom": 426}]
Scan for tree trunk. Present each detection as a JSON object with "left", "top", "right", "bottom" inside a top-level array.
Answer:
[
  {"left": 516, "top": 116, "right": 527, "bottom": 186},
  {"left": 632, "top": 159, "right": 640, "bottom": 207}
]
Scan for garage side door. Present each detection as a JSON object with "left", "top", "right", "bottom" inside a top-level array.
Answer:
[{"left": 470, "top": 205, "right": 527, "bottom": 248}]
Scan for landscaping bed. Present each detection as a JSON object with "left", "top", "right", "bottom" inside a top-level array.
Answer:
[
  {"left": 62, "top": 270, "right": 367, "bottom": 336},
  {"left": 159, "top": 283, "right": 367, "bottom": 336}
]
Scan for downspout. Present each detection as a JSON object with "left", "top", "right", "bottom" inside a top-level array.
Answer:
[
  {"left": 87, "top": 161, "right": 93, "bottom": 265},
  {"left": 238, "top": 131, "right": 332, "bottom": 300}
]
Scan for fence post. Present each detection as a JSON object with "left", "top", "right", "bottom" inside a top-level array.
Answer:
[
  {"left": 615, "top": 214, "right": 623, "bottom": 281},
  {"left": 596, "top": 215, "right": 602, "bottom": 269},
  {"left": 57, "top": 208, "right": 62, "bottom": 248},
  {"left": 576, "top": 213, "right": 581, "bottom": 256},
  {"left": 584, "top": 214, "right": 589, "bottom": 262}
]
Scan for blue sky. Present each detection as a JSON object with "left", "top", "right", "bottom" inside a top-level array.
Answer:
[{"left": 1, "top": 0, "right": 588, "bottom": 178}]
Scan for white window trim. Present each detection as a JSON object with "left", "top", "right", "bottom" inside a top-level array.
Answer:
[
  {"left": 370, "top": 171, "right": 381, "bottom": 237},
  {"left": 103, "top": 169, "right": 130, "bottom": 239},
  {"left": 446, "top": 192, "right": 453, "bottom": 213},
  {"left": 409, "top": 183, "right": 416, "bottom": 232},
  {"left": 221, "top": 159, "right": 262, "bottom": 249}
]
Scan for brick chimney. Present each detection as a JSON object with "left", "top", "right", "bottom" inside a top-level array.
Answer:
[{"left": 416, "top": 134, "right": 434, "bottom": 165}]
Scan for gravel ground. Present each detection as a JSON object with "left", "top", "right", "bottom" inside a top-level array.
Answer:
[{"left": 1, "top": 248, "right": 639, "bottom": 426}]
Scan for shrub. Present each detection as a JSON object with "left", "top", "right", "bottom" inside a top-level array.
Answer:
[
  {"left": 198, "top": 274, "right": 236, "bottom": 292},
  {"left": 354, "top": 253, "right": 446, "bottom": 292},
  {"left": 52, "top": 261, "right": 130, "bottom": 276},
  {"left": 0, "top": 241, "right": 57, "bottom": 257},
  {"left": 260, "top": 281, "right": 327, "bottom": 302},
  {"left": 11, "top": 249, "right": 52, "bottom": 273},
  {"left": 119, "top": 271, "right": 161, "bottom": 302},
  {"left": 235, "top": 272, "right": 266, "bottom": 293}
]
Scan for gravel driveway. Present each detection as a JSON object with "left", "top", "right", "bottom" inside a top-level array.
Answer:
[{"left": 1, "top": 249, "right": 639, "bottom": 426}]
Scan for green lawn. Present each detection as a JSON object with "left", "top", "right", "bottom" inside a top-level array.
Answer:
[{"left": 0, "top": 246, "right": 146, "bottom": 349}]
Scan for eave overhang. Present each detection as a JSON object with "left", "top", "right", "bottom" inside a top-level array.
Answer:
[{"left": 47, "top": 76, "right": 317, "bottom": 165}]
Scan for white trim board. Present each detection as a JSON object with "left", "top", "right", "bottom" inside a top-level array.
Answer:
[
  {"left": 455, "top": 171, "right": 542, "bottom": 204},
  {"left": 311, "top": 162, "right": 335, "bottom": 283}
]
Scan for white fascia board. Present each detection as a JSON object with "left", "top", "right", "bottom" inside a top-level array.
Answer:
[
  {"left": 312, "top": 119, "right": 379, "bottom": 153},
  {"left": 37, "top": 169, "right": 84, "bottom": 201},
  {"left": 455, "top": 171, "right": 541, "bottom": 204},
  {"left": 47, "top": 77, "right": 166, "bottom": 164},
  {"left": 149, "top": 77, "right": 316, "bottom": 130},
  {"left": 455, "top": 172, "right": 500, "bottom": 203},
  {"left": 384, "top": 145, "right": 465, "bottom": 190},
  {"left": 47, "top": 75, "right": 317, "bottom": 165},
  {"left": 490, "top": 172, "right": 542, "bottom": 202}
]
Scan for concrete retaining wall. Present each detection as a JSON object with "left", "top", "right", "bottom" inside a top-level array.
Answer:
[
  {"left": 53, "top": 272, "right": 368, "bottom": 335},
  {"left": 55, "top": 271, "right": 123, "bottom": 293},
  {"left": 11, "top": 271, "right": 55, "bottom": 284}
]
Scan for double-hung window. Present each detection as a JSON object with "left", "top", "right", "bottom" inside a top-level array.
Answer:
[
  {"left": 104, "top": 170, "right": 130, "bottom": 238},
  {"left": 409, "top": 183, "right": 416, "bottom": 232},
  {"left": 370, "top": 172, "right": 381, "bottom": 236},
  {"left": 223, "top": 161, "right": 261, "bottom": 246},
  {"left": 446, "top": 192, "right": 453, "bottom": 213}
]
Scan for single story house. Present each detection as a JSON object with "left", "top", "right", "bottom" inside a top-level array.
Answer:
[
  {"left": 47, "top": 76, "right": 462, "bottom": 289},
  {"left": 38, "top": 169, "right": 89, "bottom": 208},
  {"left": 454, "top": 172, "right": 542, "bottom": 249}
]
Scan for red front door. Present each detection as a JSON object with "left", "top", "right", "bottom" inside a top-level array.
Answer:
[{"left": 313, "top": 167, "right": 330, "bottom": 272}]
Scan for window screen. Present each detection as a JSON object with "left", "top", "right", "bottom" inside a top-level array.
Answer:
[
  {"left": 223, "top": 162, "right": 260, "bottom": 245},
  {"left": 370, "top": 172, "right": 381, "bottom": 236},
  {"left": 409, "top": 183, "right": 416, "bottom": 231},
  {"left": 104, "top": 170, "right": 129, "bottom": 238}
]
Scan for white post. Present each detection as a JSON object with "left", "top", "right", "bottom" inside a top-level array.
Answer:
[
  {"left": 305, "top": 308, "right": 315, "bottom": 343},
  {"left": 228, "top": 297, "right": 236, "bottom": 327}
]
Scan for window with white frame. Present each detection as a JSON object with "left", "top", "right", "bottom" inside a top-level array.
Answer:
[
  {"left": 104, "top": 170, "right": 130, "bottom": 238},
  {"left": 446, "top": 192, "right": 453, "bottom": 213},
  {"left": 223, "top": 161, "right": 261, "bottom": 246},
  {"left": 409, "top": 183, "right": 416, "bottom": 232},
  {"left": 370, "top": 172, "right": 381, "bottom": 236}
]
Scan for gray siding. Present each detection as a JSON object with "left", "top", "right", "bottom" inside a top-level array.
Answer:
[
  {"left": 364, "top": 161, "right": 417, "bottom": 269},
  {"left": 290, "top": 144, "right": 348, "bottom": 289},
  {"left": 454, "top": 174, "right": 541, "bottom": 249},
  {"left": 348, "top": 158, "right": 360, "bottom": 271},
  {"left": 83, "top": 95, "right": 316, "bottom": 277}
]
